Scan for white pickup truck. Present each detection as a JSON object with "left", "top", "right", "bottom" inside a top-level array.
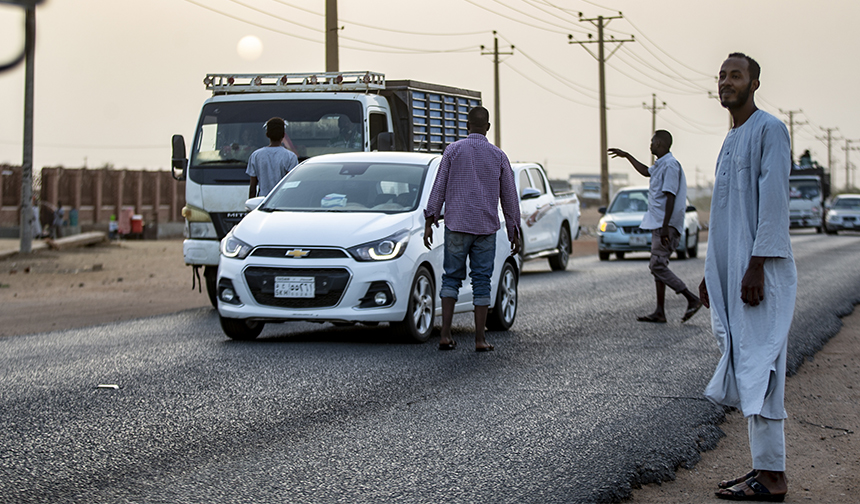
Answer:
[{"left": 513, "top": 163, "right": 581, "bottom": 271}]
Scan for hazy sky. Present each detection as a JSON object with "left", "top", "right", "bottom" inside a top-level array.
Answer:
[{"left": 1, "top": 0, "right": 859, "bottom": 189}]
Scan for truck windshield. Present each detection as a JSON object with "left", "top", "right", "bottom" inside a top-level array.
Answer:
[
  {"left": 789, "top": 180, "right": 820, "bottom": 199},
  {"left": 261, "top": 162, "right": 426, "bottom": 214},
  {"left": 189, "top": 100, "right": 364, "bottom": 184}
]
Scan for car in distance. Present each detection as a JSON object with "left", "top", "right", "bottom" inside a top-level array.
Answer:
[
  {"left": 215, "top": 151, "right": 520, "bottom": 342},
  {"left": 596, "top": 186, "right": 699, "bottom": 261},
  {"left": 824, "top": 194, "right": 860, "bottom": 234}
]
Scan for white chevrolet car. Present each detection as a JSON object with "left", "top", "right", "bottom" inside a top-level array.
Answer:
[{"left": 216, "top": 152, "right": 520, "bottom": 342}]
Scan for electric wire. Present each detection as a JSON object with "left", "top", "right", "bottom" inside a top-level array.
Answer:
[
  {"left": 608, "top": 54, "right": 706, "bottom": 96},
  {"left": 462, "top": 0, "right": 587, "bottom": 35}
]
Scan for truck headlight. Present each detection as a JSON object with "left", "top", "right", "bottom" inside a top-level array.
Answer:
[
  {"left": 348, "top": 229, "right": 410, "bottom": 261},
  {"left": 189, "top": 222, "right": 218, "bottom": 239},
  {"left": 221, "top": 232, "right": 253, "bottom": 259}
]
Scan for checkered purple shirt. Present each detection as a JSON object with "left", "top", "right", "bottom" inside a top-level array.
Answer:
[{"left": 424, "top": 134, "right": 521, "bottom": 238}]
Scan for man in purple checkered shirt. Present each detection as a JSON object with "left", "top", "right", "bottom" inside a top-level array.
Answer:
[{"left": 423, "top": 106, "right": 520, "bottom": 352}]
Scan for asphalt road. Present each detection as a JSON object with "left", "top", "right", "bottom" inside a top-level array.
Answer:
[{"left": 1, "top": 232, "right": 859, "bottom": 504}]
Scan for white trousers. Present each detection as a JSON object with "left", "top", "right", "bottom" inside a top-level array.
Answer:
[{"left": 748, "top": 414, "right": 785, "bottom": 471}]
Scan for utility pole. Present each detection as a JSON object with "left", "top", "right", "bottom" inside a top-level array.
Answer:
[
  {"left": 642, "top": 93, "right": 665, "bottom": 163},
  {"left": 569, "top": 13, "right": 634, "bottom": 207},
  {"left": 325, "top": 0, "right": 338, "bottom": 72},
  {"left": 815, "top": 126, "right": 839, "bottom": 174},
  {"left": 843, "top": 139, "right": 860, "bottom": 191},
  {"left": 779, "top": 108, "right": 806, "bottom": 165},
  {"left": 19, "top": 6, "right": 36, "bottom": 254},
  {"left": 481, "top": 31, "right": 513, "bottom": 148}
]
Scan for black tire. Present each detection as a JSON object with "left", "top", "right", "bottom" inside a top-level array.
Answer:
[
  {"left": 220, "top": 316, "right": 264, "bottom": 340},
  {"left": 391, "top": 266, "right": 435, "bottom": 343},
  {"left": 816, "top": 226, "right": 823, "bottom": 234},
  {"left": 825, "top": 226, "right": 836, "bottom": 235},
  {"left": 688, "top": 230, "right": 699, "bottom": 258},
  {"left": 598, "top": 251, "right": 610, "bottom": 261},
  {"left": 548, "top": 225, "right": 571, "bottom": 271},
  {"left": 204, "top": 266, "right": 218, "bottom": 308},
  {"left": 615, "top": 252, "right": 625, "bottom": 260},
  {"left": 487, "top": 261, "right": 518, "bottom": 331}
]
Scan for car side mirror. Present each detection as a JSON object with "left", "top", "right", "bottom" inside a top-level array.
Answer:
[
  {"left": 375, "top": 132, "right": 395, "bottom": 151},
  {"left": 171, "top": 134, "right": 188, "bottom": 181},
  {"left": 521, "top": 187, "right": 541, "bottom": 200},
  {"left": 245, "top": 197, "right": 265, "bottom": 212},
  {"left": 686, "top": 205, "right": 696, "bottom": 212},
  {"left": 598, "top": 206, "right": 607, "bottom": 215}
]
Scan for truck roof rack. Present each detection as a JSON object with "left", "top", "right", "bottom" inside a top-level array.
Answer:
[{"left": 203, "top": 71, "right": 385, "bottom": 94}]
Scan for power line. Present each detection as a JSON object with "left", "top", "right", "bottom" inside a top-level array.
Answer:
[
  {"left": 502, "top": 60, "right": 598, "bottom": 108},
  {"left": 461, "top": 0, "right": 585, "bottom": 35}
]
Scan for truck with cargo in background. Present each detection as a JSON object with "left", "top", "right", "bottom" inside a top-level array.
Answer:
[
  {"left": 170, "top": 71, "right": 481, "bottom": 305},
  {"left": 789, "top": 163, "right": 831, "bottom": 233}
]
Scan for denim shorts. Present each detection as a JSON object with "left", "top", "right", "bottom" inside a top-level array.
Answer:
[{"left": 440, "top": 228, "right": 496, "bottom": 306}]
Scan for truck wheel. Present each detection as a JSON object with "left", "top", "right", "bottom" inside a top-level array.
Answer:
[
  {"left": 816, "top": 226, "right": 823, "bottom": 234},
  {"left": 487, "top": 261, "right": 518, "bottom": 331},
  {"left": 391, "top": 266, "right": 435, "bottom": 343},
  {"left": 548, "top": 225, "right": 571, "bottom": 271},
  {"left": 687, "top": 230, "right": 699, "bottom": 258},
  {"left": 220, "top": 316, "right": 264, "bottom": 340},
  {"left": 204, "top": 266, "right": 218, "bottom": 308},
  {"left": 598, "top": 251, "right": 610, "bottom": 261},
  {"left": 615, "top": 252, "right": 625, "bottom": 260}
]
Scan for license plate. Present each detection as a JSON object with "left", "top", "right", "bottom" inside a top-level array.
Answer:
[
  {"left": 630, "top": 235, "right": 648, "bottom": 246},
  {"left": 274, "top": 276, "right": 315, "bottom": 298}
]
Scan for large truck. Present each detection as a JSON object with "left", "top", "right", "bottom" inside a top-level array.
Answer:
[
  {"left": 789, "top": 164, "right": 831, "bottom": 233},
  {"left": 170, "top": 71, "right": 481, "bottom": 305}
]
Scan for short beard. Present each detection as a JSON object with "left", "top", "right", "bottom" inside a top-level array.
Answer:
[{"left": 720, "top": 81, "right": 752, "bottom": 109}]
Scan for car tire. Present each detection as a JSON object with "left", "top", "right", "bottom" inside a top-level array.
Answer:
[
  {"left": 548, "top": 225, "right": 571, "bottom": 271},
  {"left": 391, "top": 266, "right": 435, "bottom": 343},
  {"left": 487, "top": 261, "right": 518, "bottom": 331},
  {"left": 825, "top": 225, "right": 836, "bottom": 235},
  {"left": 204, "top": 266, "right": 218, "bottom": 308},
  {"left": 598, "top": 251, "right": 610, "bottom": 261},
  {"left": 816, "top": 226, "right": 823, "bottom": 234},
  {"left": 220, "top": 316, "right": 264, "bottom": 340},
  {"left": 688, "top": 230, "right": 699, "bottom": 258},
  {"left": 615, "top": 252, "right": 625, "bottom": 260}
]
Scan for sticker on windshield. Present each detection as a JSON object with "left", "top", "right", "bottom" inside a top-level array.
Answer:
[
  {"left": 321, "top": 193, "right": 347, "bottom": 207},
  {"left": 283, "top": 181, "right": 301, "bottom": 189}
]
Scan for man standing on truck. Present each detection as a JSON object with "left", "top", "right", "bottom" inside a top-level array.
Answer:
[
  {"left": 247, "top": 117, "right": 298, "bottom": 198},
  {"left": 423, "top": 106, "right": 520, "bottom": 352},
  {"left": 701, "top": 52, "right": 795, "bottom": 502},
  {"left": 608, "top": 130, "right": 702, "bottom": 323}
]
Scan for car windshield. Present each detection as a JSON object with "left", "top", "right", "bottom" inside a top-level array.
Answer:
[
  {"left": 261, "top": 161, "right": 427, "bottom": 213},
  {"left": 190, "top": 99, "right": 364, "bottom": 167},
  {"left": 789, "top": 180, "right": 820, "bottom": 199},
  {"left": 608, "top": 190, "right": 649, "bottom": 213},
  {"left": 833, "top": 197, "right": 860, "bottom": 210}
]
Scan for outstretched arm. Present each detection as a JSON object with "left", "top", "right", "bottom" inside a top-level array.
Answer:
[{"left": 608, "top": 148, "right": 650, "bottom": 177}]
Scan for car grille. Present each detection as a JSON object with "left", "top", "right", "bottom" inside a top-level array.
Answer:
[
  {"left": 251, "top": 247, "right": 349, "bottom": 259},
  {"left": 621, "top": 226, "right": 649, "bottom": 235},
  {"left": 244, "top": 267, "right": 350, "bottom": 308}
]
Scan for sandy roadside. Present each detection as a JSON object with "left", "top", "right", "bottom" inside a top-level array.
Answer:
[{"left": 0, "top": 211, "right": 857, "bottom": 502}]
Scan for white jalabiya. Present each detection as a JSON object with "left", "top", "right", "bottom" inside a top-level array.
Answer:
[{"left": 704, "top": 109, "right": 797, "bottom": 420}]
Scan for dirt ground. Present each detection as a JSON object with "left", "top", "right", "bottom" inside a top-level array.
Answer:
[{"left": 0, "top": 208, "right": 856, "bottom": 503}]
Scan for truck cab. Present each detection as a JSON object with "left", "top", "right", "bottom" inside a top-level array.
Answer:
[{"left": 171, "top": 71, "right": 481, "bottom": 305}]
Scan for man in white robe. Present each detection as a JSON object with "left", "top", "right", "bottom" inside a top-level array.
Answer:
[{"left": 700, "top": 53, "right": 796, "bottom": 501}]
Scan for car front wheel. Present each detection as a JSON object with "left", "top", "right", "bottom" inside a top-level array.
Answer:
[
  {"left": 688, "top": 230, "right": 699, "bottom": 258},
  {"left": 487, "top": 261, "right": 518, "bottom": 331},
  {"left": 220, "top": 316, "right": 264, "bottom": 340},
  {"left": 391, "top": 266, "right": 435, "bottom": 343}
]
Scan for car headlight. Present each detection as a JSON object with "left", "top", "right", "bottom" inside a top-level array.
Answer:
[
  {"left": 221, "top": 232, "right": 253, "bottom": 259},
  {"left": 599, "top": 220, "right": 617, "bottom": 233},
  {"left": 348, "top": 229, "right": 410, "bottom": 261}
]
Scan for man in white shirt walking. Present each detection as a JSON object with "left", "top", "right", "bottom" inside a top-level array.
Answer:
[
  {"left": 247, "top": 117, "right": 299, "bottom": 198},
  {"left": 609, "top": 130, "right": 702, "bottom": 323}
]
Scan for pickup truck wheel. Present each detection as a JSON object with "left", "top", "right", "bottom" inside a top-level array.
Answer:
[
  {"left": 220, "top": 316, "right": 264, "bottom": 340},
  {"left": 687, "top": 230, "right": 699, "bottom": 258},
  {"left": 391, "top": 266, "right": 435, "bottom": 343},
  {"left": 548, "top": 226, "right": 571, "bottom": 271},
  {"left": 598, "top": 251, "right": 610, "bottom": 261},
  {"left": 487, "top": 261, "right": 518, "bottom": 331},
  {"left": 204, "top": 266, "right": 218, "bottom": 308}
]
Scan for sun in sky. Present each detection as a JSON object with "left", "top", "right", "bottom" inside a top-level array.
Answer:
[{"left": 237, "top": 35, "right": 263, "bottom": 61}]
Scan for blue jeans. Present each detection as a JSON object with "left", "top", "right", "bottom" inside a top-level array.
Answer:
[{"left": 440, "top": 228, "right": 496, "bottom": 306}]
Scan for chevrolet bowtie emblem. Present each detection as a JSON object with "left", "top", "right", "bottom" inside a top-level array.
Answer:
[{"left": 285, "top": 249, "right": 310, "bottom": 258}]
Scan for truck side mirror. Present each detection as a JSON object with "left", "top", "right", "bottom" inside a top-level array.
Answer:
[
  {"left": 171, "top": 134, "right": 188, "bottom": 181},
  {"left": 686, "top": 205, "right": 696, "bottom": 212},
  {"left": 376, "top": 132, "right": 395, "bottom": 151},
  {"left": 521, "top": 187, "right": 541, "bottom": 200},
  {"left": 598, "top": 206, "right": 607, "bottom": 215}
]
